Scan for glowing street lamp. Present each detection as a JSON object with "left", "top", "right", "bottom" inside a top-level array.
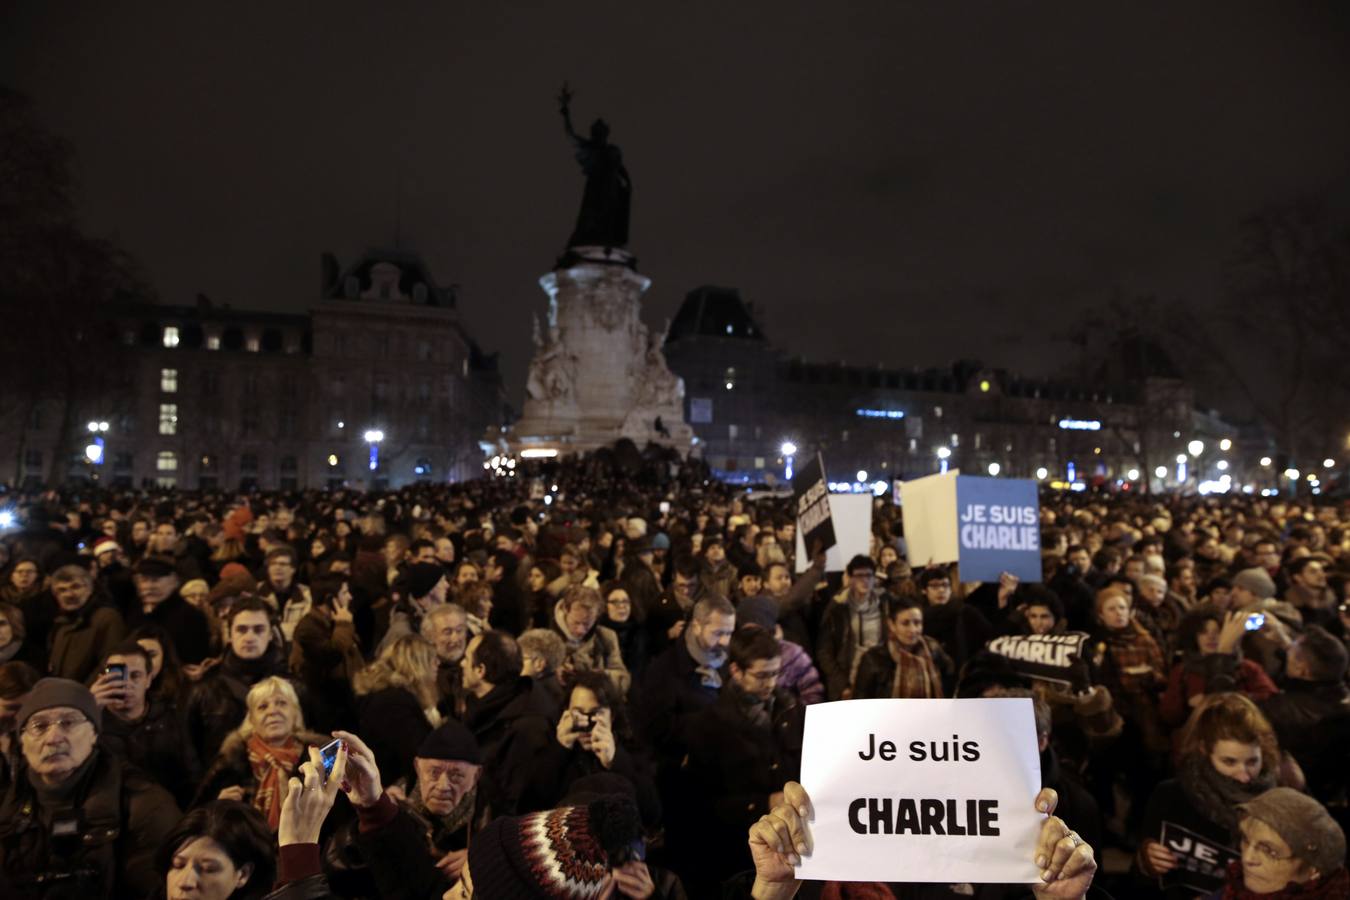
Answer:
[
  {"left": 781, "top": 441, "right": 797, "bottom": 480},
  {"left": 936, "top": 446, "right": 951, "bottom": 474},
  {"left": 364, "top": 429, "right": 384, "bottom": 472},
  {"left": 1187, "top": 440, "right": 1204, "bottom": 457},
  {"left": 1219, "top": 438, "right": 1232, "bottom": 451},
  {"left": 1323, "top": 458, "right": 1336, "bottom": 469},
  {"left": 1154, "top": 465, "right": 1168, "bottom": 479},
  {"left": 1259, "top": 456, "right": 1272, "bottom": 467},
  {"left": 1126, "top": 468, "right": 1140, "bottom": 481},
  {"left": 987, "top": 462, "right": 1001, "bottom": 476},
  {"left": 1035, "top": 467, "right": 1048, "bottom": 480},
  {"left": 1283, "top": 468, "right": 1300, "bottom": 481}
]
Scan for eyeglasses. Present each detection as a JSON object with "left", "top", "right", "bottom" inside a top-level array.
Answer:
[
  {"left": 23, "top": 715, "right": 90, "bottom": 738},
  {"left": 1240, "top": 834, "right": 1293, "bottom": 862}
]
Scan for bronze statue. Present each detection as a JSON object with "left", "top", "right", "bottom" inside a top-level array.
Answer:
[{"left": 558, "top": 82, "right": 631, "bottom": 251}]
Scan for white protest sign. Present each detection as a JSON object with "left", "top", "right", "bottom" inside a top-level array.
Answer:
[
  {"left": 797, "top": 698, "right": 1043, "bottom": 884},
  {"left": 796, "top": 493, "right": 873, "bottom": 573},
  {"left": 898, "top": 471, "right": 960, "bottom": 569}
]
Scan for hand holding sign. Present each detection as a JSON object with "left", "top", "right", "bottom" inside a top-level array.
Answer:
[{"left": 747, "top": 783, "right": 1096, "bottom": 898}]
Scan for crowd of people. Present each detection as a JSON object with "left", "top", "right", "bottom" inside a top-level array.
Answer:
[{"left": 0, "top": 448, "right": 1347, "bottom": 899}]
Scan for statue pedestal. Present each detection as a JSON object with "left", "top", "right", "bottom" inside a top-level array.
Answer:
[{"left": 510, "top": 246, "right": 693, "bottom": 456}]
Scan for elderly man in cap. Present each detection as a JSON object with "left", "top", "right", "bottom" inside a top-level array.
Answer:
[
  {"left": 332, "top": 720, "right": 485, "bottom": 896},
  {"left": 126, "top": 555, "right": 212, "bottom": 664},
  {"left": 0, "top": 677, "right": 179, "bottom": 898}
]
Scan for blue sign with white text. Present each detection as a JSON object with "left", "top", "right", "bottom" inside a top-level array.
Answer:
[{"left": 955, "top": 476, "right": 1041, "bottom": 583}]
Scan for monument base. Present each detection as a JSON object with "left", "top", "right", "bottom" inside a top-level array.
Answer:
[{"left": 509, "top": 246, "right": 693, "bottom": 458}]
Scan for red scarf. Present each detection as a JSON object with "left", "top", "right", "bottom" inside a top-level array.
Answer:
[{"left": 246, "top": 732, "right": 302, "bottom": 831}]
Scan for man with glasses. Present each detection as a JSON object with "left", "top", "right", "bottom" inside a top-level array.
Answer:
[
  {"left": 0, "top": 677, "right": 179, "bottom": 897},
  {"left": 816, "top": 554, "right": 887, "bottom": 700}
]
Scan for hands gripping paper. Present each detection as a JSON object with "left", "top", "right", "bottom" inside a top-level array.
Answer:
[{"left": 796, "top": 698, "right": 1043, "bottom": 883}]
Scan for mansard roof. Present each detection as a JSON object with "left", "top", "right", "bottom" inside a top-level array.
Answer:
[
  {"left": 665, "top": 285, "right": 767, "bottom": 344},
  {"left": 321, "top": 248, "right": 457, "bottom": 308}
]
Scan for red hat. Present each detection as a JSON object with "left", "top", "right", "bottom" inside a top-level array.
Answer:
[{"left": 91, "top": 537, "right": 120, "bottom": 558}]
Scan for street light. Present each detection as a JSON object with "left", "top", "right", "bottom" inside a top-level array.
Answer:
[
  {"left": 1035, "top": 467, "right": 1048, "bottom": 480},
  {"left": 1284, "top": 468, "right": 1300, "bottom": 480},
  {"left": 987, "top": 462, "right": 1001, "bottom": 476},
  {"left": 1216, "top": 460, "right": 1229, "bottom": 471},
  {"left": 1176, "top": 454, "right": 1188, "bottom": 464},
  {"left": 856, "top": 470, "right": 868, "bottom": 482},
  {"left": 1188, "top": 440, "right": 1204, "bottom": 457},
  {"left": 781, "top": 441, "right": 797, "bottom": 480},
  {"left": 364, "top": 430, "right": 384, "bottom": 472},
  {"left": 1126, "top": 468, "right": 1140, "bottom": 481},
  {"left": 1219, "top": 438, "right": 1232, "bottom": 451},
  {"left": 1323, "top": 458, "right": 1336, "bottom": 469},
  {"left": 1260, "top": 456, "right": 1272, "bottom": 467},
  {"left": 936, "top": 446, "right": 951, "bottom": 475},
  {"left": 1154, "top": 465, "right": 1168, "bottom": 479}
]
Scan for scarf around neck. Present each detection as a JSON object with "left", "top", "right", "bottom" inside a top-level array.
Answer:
[
  {"left": 247, "top": 732, "right": 302, "bottom": 831},
  {"left": 886, "top": 637, "right": 942, "bottom": 699},
  {"left": 685, "top": 623, "right": 723, "bottom": 689},
  {"left": 1179, "top": 752, "right": 1276, "bottom": 837}
]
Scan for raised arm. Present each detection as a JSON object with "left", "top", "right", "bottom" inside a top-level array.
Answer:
[{"left": 558, "top": 81, "right": 581, "bottom": 142}]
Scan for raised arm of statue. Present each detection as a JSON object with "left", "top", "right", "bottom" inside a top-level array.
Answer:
[{"left": 558, "top": 81, "right": 582, "bottom": 143}]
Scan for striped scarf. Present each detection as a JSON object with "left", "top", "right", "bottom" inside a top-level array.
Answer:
[
  {"left": 247, "top": 733, "right": 302, "bottom": 831},
  {"left": 887, "top": 637, "right": 942, "bottom": 699}
]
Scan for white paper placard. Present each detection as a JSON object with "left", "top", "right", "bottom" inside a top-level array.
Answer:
[
  {"left": 796, "top": 698, "right": 1043, "bottom": 884},
  {"left": 795, "top": 493, "right": 873, "bottom": 573},
  {"left": 898, "top": 471, "right": 960, "bottom": 569}
]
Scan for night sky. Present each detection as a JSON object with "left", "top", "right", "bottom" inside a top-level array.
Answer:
[{"left": 4, "top": 3, "right": 1349, "bottom": 402}]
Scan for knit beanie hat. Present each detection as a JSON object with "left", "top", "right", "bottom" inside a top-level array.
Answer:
[
  {"left": 18, "top": 678, "right": 102, "bottom": 733},
  {"left": 404, "top": 562, "right": 446, "bottom": 599},
  {"left": 737, "top": 595, "right": 779, "bottom": 632},
  {"left": 1232, "top": 567, "right": 1277, "bottom": 600},
  {"left": 1240, "top": 787, "right": 1346, "bottom": 876},
  {"left": 466, "top": 796, "right": 641, "bottom": 898},
  {"left": 416, "top": 719, "right": 481, "bottom": 764}
]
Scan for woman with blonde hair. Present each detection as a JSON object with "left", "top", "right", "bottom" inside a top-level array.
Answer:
[
  {"left": 1137, "top": 693, "right": 1288, "bottom": 897},
  {"left": 354, "top": 634, "right": 441, "bottom": 787},
  {"left": 193, "top": 675, "right": 327, "bottom": 832}
]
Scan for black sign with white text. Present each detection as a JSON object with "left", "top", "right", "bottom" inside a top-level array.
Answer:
[{"left": 793, "top": 453, "right": 837, "bottom": 556}]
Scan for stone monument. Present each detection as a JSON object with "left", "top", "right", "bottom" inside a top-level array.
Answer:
[{"left": 509, "top": 85, "right": 693, "bottom": 456}]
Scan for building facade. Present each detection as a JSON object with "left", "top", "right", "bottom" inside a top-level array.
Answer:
[
  {"left": 662, "top": 286, "right": 1246, "bottom": 492},
  {"left": 7, "top": 248, "right": 507, "bottom": 490}
]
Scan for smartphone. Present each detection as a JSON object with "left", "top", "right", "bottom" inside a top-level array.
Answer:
[
  {"left": 1244, "top": 612, "right": 1266, "bottom": 631},
  {"left": 659, "top": 501, "right": 671, "bottom": 515},
  {"left": 103, "top": 663, "right": 127, "bottom": 681},
  {"left": 574, "top": 711, "right": 595, "bottom": 734},
  {"left": 318, "top": 739, "right": 342, "bottom": 781}
]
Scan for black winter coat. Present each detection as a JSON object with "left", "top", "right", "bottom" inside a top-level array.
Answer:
[
  {"left": 187, "top": 649, "right": 295, "bottom": 761},
  {"left": 0, "top": 749, "right": 180, "bottom": 900},
  {"left": 463, "top": 676, "right": 557, "bottom": 816},
  {"left": 127, "top": 592, "right": 212, "bottom": 664},
  {"left": 355, "top": 686, "right": 434, "bottom": 790},
  {"left": 677, "top": 685, "right": 805, "bottom": 893},
  {"left": 100, "top": 697, "right": 202, "bottom": 808},
  {"left": 633, "top": 638, "right": 720, "bottom": 766}
]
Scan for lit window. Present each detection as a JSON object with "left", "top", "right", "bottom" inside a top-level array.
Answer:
[
  {"left": 206, "top": 334, "right": 221, "bottom": 350},
  {"left": 159, "top": 403, "right": 178, "bottom": 435},
  {"left": 163, "top": 326, "right": 180, "bottom": 348},
  {"left": 157, "top": 451, "right": 178, "bottom": 471},
  {"left": 933, "top": 405, "right": 943, "bottom": 419},
  {"left": 951, "top": 434, "right": 959, "bottom": 447},
  {"left": 246, "top": 335, "right": 260, "bottom": 352},
  {"left": 160, "top": 368, "right": 178, "bottom": 393}
]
